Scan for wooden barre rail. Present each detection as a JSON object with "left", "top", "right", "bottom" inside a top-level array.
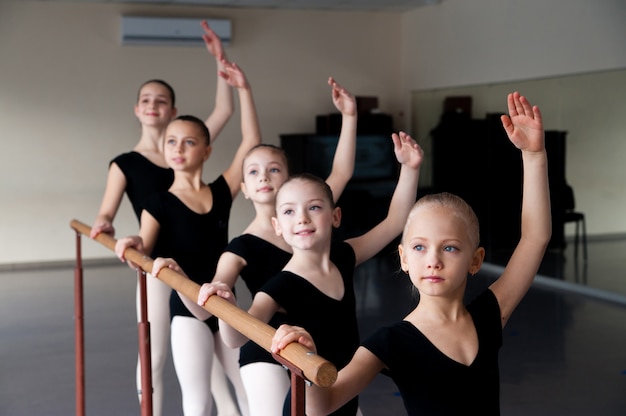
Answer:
[{"left": 70, "top": 219, "right": 337, "bottom": 388}]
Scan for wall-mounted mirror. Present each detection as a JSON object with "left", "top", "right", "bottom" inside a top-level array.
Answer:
[{"left": 411, "top": 68, "right": 626, "bottom": 298}]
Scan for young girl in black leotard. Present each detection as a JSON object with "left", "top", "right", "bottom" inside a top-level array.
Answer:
[
  {"left": 200, "top": 131, "right": 423, "bottom": 415},
  {"left": 90, "top": 21, "right": 237, "bottom": 416},
  {"left": 114, "top": 60, "right": 260, "bottom": 416}
]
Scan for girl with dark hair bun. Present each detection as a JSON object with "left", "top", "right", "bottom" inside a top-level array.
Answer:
[
  {"left": 115, "top": 58, "right": 261, "bottom": 416},
  {"left": 91, "top": 21, "right": 237, "bottom": 416}
]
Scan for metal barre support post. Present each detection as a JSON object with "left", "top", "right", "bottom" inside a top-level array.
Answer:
[
  {"left": 136, "top": 269, "right": 153, "bottom": 416},
  {"left": 73, "top": 231, "right": 85, "bottom": 416},
  {"left": 69, "top": 218, "right": 337, "bottom": 390}
]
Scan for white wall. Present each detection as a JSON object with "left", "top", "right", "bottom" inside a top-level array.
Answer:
[{"left": 402, "top": 0, "right": 626, "bottom": 89}]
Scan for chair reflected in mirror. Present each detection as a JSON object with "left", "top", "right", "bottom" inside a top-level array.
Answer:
[{"left": 563, "top": 184, "right": 588, "bottom": 283}]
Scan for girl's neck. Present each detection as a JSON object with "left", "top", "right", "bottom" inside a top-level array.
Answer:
[
  {"left": 168, "top": 172, "right": 212, "bottom": 215},
  {"left": 409, "top": 295, "right": 467, "bottom": 323},
  {"left": 284, "top": 247, "right": 344, "bottom": 301},
  {"left": 246, "top": 214, "right": 275, "bottom": 234},
  {"left": 244, "top": 212, "right": 292, "bottom": 252},
  {"left": 285, "top": 244, "right": 333, "bottom": 275},
  {"left": 134, "top": 125, "right": 167, "bottom": 166},
  {"left": 250, "top": 200, "right": 278, "bottom": 224},
  {"left": 136, "top": 123, "right": 166, "bottom": 147},
  {"left": 169, "top": 170, "right": 206, "bottom": 192}
]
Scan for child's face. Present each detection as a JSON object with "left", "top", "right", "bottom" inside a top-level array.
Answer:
[
  {"left": 272, "top": 179, "right": 340, "bottom": 251},
  {"left": 241, "top": 147, "right": 289, "bottom": 205},
  {"left": 134, "top": 82, "right": 176, "bottom": 128},
  {"left": 163, "top": 120, "right": 211, "bottom": 172},
  {"left": 398, "top": 204, "right": 483, "bottom": 298}
]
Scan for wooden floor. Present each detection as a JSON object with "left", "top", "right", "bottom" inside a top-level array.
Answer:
[{"left": 1, "top": 237, "right": 625, "bottom": 415}]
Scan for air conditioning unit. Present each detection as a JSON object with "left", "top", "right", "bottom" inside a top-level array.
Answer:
[{"left": 120, "top": 16, "right": 231, "bottom": 46}]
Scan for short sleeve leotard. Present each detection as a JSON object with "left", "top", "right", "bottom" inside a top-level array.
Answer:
[
  {"left": 144, "top": 175, "right": 232, "bottom": 332},
  {"left": 361, "top": 289, "right": 503, "bottom": 416},
  {"left": 224, "top": 234, "right": 291, "bottom": 367},
  {"left": 226, "top": 234, "right": 292, "bottom": 296},
  {"left": 111, "top": 151, "right": 174, "bottom": 221},
  {"left": 224, "top": 234, "right": 292, "bottom": 366},
  {"left": 260, "top": 242, "right": 360, "bottom": 416}
]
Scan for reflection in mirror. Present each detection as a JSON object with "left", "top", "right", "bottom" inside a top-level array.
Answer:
[{"left": 411, "top": 69, "right": 626, "bottom": 298}]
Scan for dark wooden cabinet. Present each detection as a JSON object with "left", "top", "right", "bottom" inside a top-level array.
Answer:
[{"left": 430, "top": 113, "right": 566, "bottom": 256}]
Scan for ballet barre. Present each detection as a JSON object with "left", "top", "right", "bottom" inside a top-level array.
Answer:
[{"left": 70, "top": 219, "right": 337, "bottom": 416}]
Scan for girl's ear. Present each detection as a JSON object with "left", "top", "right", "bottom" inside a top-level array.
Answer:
[
  {"left": 203, "top": 145, "right": 212, "bottom": 161},
  {"left": 469, "top": 246, "right": 485, "bottom": 275},
  {"left": 271, "top": 217, "right": 282, "bottom": 236},
  {"left": 398, "top": 244, "right": 409, "bottom": 274},
  {"left": 240, "top": 182, "right": 249, "bottom": 199},
  {"left": 332, "top": 207, "right": 342, "bottom": 228},
  {"left": 171, "top": 107, "right": 178, "bottom": 118}
]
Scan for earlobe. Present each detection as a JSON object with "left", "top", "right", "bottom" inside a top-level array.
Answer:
[
  {"left": 271, "top": 217, "right": 282, "bottom": 236},
  {"left": 469, "top": 247, "right": 486, "bottom": 275},
  {"left": 397, "top": 244, "right": 409, "bottom": 274},
  {"left": 332, "top": 207, "right": 342, "bottom": 228},
  {"left": 240, "top": 182, "right": 249, "bottom": 199},
  {"left": 204, "top": 146, "right": 212, "bottom": 161}
]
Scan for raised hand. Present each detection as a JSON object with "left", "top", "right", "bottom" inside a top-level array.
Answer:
[
  {"left": 201, "top": 20, "right": 225, "bottom": 60},
  {"left": 391, "top": 131, "right": 424, "bottom": 170},
  {"left": 501, "top": 91, "right": 544, "bottom": 153},
  {"left": 218, "top": 59, "right": 250, "bottom": 90},
  {"left": 329, "top": 77, "right": 356, "bottom": 117}
]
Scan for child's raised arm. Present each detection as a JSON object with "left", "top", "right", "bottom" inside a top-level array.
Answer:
[
  {"left": 200, "top": 20, "right": 234, "bottom": 143},
  {"left": 346, "top": 131, "right": 423, "bottom": 266},
  {"left": 219, "top": 60, "right": 263, "bottom": 199},
  {"left": 324, "top": 77, "right": 357, "bottom": 202},
  {"left": 490, "top": 92, "right": 551, "bottom": 327}
]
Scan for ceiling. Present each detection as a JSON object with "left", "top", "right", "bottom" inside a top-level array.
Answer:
[{"left": 42, "top": 0, "right": 441, "bottom": 13}]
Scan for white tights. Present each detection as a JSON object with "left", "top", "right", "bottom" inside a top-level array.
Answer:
[
  {"left": 239, "top": 362, "right": 364, "bottom": 416},
  {"left": 211, "top": 332, "right": 250, "bottom": 416},
  {"left": 136, "top": 274, "right": 249, "bottom": 416},
  {"left": 212, "top": 355, "right": 241, "bottom": 416},
  {"left": 240, "top": 362, "right": 291, "bottom": 416},
  {"left": 171, "top": 316, "right": 249, "bottom": 416}
]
